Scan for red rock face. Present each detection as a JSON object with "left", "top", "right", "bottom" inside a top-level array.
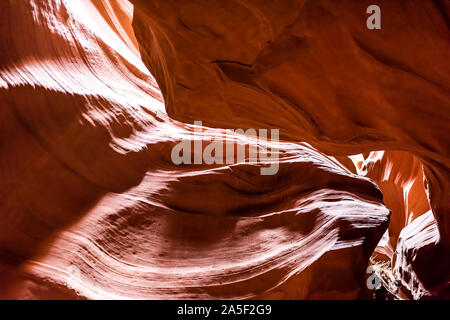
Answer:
[
  {"left": 360, "top": 151, "right": 430, "bottom": 254},
  {"left": 355, "top": 151, "right": 448, "bottom": 298},
  {"left": 0, "top": 0, "right": 448, "bottom": 299}
]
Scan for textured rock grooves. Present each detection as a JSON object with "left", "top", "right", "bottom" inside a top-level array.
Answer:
[{"left": 0, "top": 0, "right": 448, "bottom": 299}]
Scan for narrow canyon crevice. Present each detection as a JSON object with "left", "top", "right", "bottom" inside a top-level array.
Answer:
[{"left": 0, "top": 0, "right": 448, "bottom": 299}]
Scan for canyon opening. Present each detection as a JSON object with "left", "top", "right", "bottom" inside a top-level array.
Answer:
[{"left": 0, "top": 0, "right": 449, "bottom": 307}]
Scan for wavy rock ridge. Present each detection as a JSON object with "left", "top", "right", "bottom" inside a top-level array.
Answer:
[
  {"left": 0, "top": 0, "right": 448, "bottom": 299},
  {"left": 130, "top": 0, "right": 450, "bottom": 298}
]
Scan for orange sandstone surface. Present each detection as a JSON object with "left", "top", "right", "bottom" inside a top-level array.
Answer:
[{"left": 0, "top": 0, "right": 448, "bottom": 299}]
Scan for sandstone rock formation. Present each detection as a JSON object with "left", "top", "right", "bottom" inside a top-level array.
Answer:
[
  {"left": 359, "top": 151, "right": 448, "bottom": 298},
  {"left": 130, "top": 0, "right": 450, "bottom": 299},
  {"left": 359, "top": 151, "right": 430, "bottom": 257},
  {"left": 0, "top": 0, "right": 448, "bottom": 299}
]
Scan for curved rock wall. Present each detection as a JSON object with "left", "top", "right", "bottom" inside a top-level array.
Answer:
[
  {"left": 130, "top": 0, "right": 450, "bottom": 298},
  {"left": 0, "top": 0, "right": 448, "bottom": 299}
]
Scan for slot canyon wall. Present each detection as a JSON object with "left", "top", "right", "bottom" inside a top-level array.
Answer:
[{"left": 0, "top": 0, "right": 448, "bottom": 299}]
